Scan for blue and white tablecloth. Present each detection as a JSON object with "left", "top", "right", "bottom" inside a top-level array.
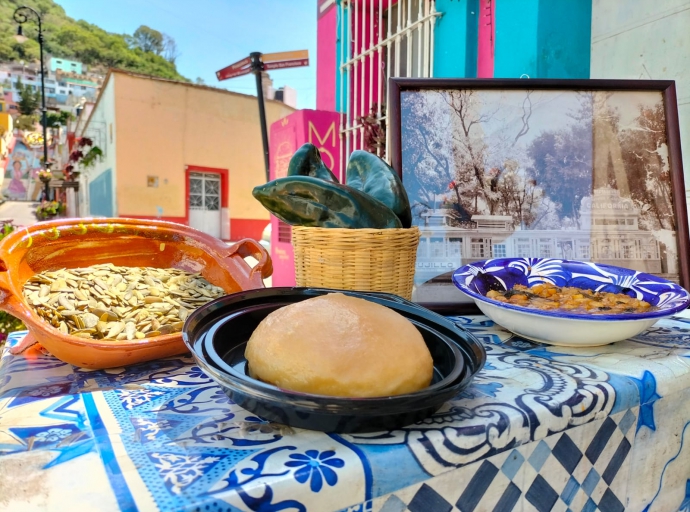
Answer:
[{"left": 0, "top": 314, "right": 689, "bottom": 512}]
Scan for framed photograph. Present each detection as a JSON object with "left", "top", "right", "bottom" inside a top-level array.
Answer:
[{"left": 388, "top": 78, "right": 689, "bottom": 313}]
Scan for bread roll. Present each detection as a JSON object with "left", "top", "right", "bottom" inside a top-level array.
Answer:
[{"left": 244, "top": 293, "right": 434, "bottom": 397}]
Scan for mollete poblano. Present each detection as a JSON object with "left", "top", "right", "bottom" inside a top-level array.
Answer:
[
  {"left": 286, "top": 143, "right": 339, "bottom": 182},
  {"left": 252, "top": 176, "right": 403, "bottom": 229},
  {"left": 345, "top": 150, "right": 412, "bottom": 228}
]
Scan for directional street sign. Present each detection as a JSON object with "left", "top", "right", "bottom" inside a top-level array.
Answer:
[
  {"left": 216, "top": 56, "right": 252, "bottom": 81},
  {"left": 262, "top": 50, "right": 309, "bottom": 70},
  {"left": 216, "top": 66, "right": 251, "bottom": 80},
  {"left": 215, "top": 50, "right": 310, "bottom": 181},
  {"left": 261, "top": 50, "right": 309, "bottom": 63},
  {"left": 264, "top": 59, "right": 309, "bottom": 70}
]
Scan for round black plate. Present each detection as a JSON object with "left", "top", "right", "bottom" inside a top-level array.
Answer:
[
  {"left": 183, "top": 287, "right": 486, "bottom": 433},
  {"left": 203, "top": 304, "right": 465, "bottom": 394}
]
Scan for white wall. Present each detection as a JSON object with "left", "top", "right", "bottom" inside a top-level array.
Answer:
[{"left": 78, "top": 74, "right": 117, "bottom": 217}]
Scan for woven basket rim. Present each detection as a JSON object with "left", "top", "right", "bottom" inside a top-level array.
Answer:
[{"left": 292, "top": 226, "right": 420, "bottom": 234}]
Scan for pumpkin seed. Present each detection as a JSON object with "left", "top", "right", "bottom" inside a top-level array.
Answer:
[{"left": 23, "top": 264, "right": 225, "bottom": 341}]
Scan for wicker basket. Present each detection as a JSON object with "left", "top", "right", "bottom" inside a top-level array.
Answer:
[{"left": 292, "top": 226, "right": 420, "bottom": 300}]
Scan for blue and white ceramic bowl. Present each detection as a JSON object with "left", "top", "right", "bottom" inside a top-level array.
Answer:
[{"left": 452, "top": 258, "right": 690, "bottom": 346}]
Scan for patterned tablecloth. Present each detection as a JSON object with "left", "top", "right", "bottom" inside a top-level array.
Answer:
[{"left": 1, "top": 314, "right": 690, "bottom": 512}]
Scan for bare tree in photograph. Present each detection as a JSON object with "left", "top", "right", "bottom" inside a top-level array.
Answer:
[
  {"left": 404, "top": 89, "right": 565, "bottom": 230},
  {"left": 401, "top": 92, "right": 473, "bottom": 222},
  {"left": 620, "top": 102, "right": 675, "bottom": 231},
  {"left": 493, "top": 161, "right": 549, "bottom": 228},
  {"left": 442, "top": 90, "right": 547, "bottom": 226},
  {"left": 592, "top": 92, "right": 634, "bottom": 200},
  {"left": 442, "top": 90, "right": 493, "bottom": 214}
]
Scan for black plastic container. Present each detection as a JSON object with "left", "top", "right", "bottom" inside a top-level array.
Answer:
[{"left": 183, "top": 287, "right": 486, "bottom": 433}]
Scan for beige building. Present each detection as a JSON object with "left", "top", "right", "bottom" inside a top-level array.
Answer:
[{"left": 76, "top": 69, "right": 295, "bottom": 240}]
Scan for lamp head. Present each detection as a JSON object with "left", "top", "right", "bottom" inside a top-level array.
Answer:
[{"left": 14, "top": 25, "right": 27, "bottom": 44}]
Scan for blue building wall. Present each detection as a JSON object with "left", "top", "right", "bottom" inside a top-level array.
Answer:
[
  {"left": 536, "top": 0, "right": 591, "bottom": 78},
  {"left": 494, "top": 0, "right": 591, "bottom": 78},
  {"left": 494, "top": 0, "right": 540, "bottom": 78},
  {"left": 50, "top": 58, "right": 83, "bottom": 75},
  {"left": 433, "top": 0, "right": 478, "bottom": 78},
  {"left": 89, "top": 169, "right": 114, "bottom": 217},
  {"left": 335, "top": 0, "right": 348, "bottom": 113}
]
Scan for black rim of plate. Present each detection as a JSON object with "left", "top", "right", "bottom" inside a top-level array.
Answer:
[
  {"left": 182, "top": 287, "right": 486, "bottom": 419},
  {"left": 201, "top": 305, "right": 465, "bottom": 399},
  {"left": 184, "top": 287, "right": 486, "bottom": 372}
]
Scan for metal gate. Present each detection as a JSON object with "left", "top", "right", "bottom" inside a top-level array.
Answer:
[
  {"left": 188, "top": 172, "right": 221, "bottom": 238},
  {"left": 337, "top": 0, "right": 440, "bottom": 164}
]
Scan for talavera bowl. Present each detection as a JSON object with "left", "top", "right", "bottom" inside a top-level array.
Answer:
[
  {"left": 452, "top": 258, "right": 690, "bottom": 346},
  {"left": 0, "top": 217, "right": 272, "bottom": 369}
]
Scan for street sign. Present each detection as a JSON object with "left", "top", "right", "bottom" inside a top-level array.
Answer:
[
  {"left": 215, "top": 49, "right": 310, "bottom": 182},
  {"left": 261, "top": 50, "right": 309, "bottom": 70},
  {"left": 261, "top": 50, "right": 309, "bottom": 63},
  {"left": 264, "top": 58, "right": 309, "bottom": 71},
  {"left": 216, "top": 56, "right": 252, "bottom": 81},
  {"left": 216, "top": 66, "right": 251, "bottom": 80}
]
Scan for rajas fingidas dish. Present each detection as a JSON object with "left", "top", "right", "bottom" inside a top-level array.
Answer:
[
  {"left": 244, "top": 293, "right": 434, "bottom": 397},
  {"left": 486, "top": 283, "right": 655, "bottom": 314}
]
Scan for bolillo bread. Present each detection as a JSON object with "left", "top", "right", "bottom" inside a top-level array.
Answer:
[{"left": 244, "top": 293, "right": 434, "bottom": 397}]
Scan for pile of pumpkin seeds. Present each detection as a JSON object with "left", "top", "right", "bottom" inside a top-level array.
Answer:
[{"left": 22, "top": 264, "right": 226, "bottom": 340}]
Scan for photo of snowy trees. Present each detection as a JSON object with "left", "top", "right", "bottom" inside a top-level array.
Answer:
[{"left": 398, "top": 86, "right": 683, "bottom": 305}]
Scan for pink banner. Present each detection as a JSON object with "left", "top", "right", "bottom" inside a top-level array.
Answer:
[
  {"left": 477, "top": 0, "right": 495, "bottom": 78},
  {"left": 269, "top": 109, "right": 342, "bottom": 286}
]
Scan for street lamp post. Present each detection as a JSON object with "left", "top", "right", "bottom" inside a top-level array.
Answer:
[{"left": 14, "top": 5, "right": 51, "bottom": 201}]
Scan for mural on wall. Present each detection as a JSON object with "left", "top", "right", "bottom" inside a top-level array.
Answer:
[{"left": 1, "top": 138, "right": 42, "bottom": 201}]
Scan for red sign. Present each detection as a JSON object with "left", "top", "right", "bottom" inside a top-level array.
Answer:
[
  {"left": 264, "top": 58, "right": 310, "bottom": 71},
  {"left": 216, "top": 56, "right": 252, "bottom": 81},
  {"left": 216, "top": 67, "right": 251, "bottom": 80},
  {"left": 216, "top": 50, "right": 309, "bottom": 81}
]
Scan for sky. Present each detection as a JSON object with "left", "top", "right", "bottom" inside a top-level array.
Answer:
[{"left": 54, "top": 0, "right": 318, "bottom": 109}]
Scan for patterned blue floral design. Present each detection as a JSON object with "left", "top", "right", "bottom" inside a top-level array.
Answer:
[
  {"left": 680, "top": 480, "right": 690, "bottom": 512},
  {"left": 460, "top": 381, "right": 503, "bottom": 399},
  {"left": 453, "top": 258, "right": 690, "bottom": 320},
  {"left": 631, "top": 370, "right": 661, "bottom": 432},
  {"left": 285, "top": 449, "right": 345, "bottom": 492},
  {"left": 35, "top": 427, "right": 73, "bottom": 443}
]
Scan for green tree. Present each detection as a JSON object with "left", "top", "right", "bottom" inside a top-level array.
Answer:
[
  {"left": 128, "top": 25, "right": 164, "bottom": 55},
  {"left": 0, "top": 0, "right": 187, "bottom": 81},
  {"left": 16, "top": 77, "right": 40, "bottom": 116},
  {"left": 46, "top": 109, "right": 73, "bottom": 128}
]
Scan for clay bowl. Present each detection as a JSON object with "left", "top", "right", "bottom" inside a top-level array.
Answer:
[{"left": 0, "top": 217, "right": 272, "bottom": 369}]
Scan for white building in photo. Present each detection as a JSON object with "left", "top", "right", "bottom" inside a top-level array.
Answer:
[{"left": 415, "top": 187, "right": 673, "bottom": 294}]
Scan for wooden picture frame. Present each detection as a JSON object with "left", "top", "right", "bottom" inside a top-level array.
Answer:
[{"left": 388, "top": 78, "right": 688, "bottom": 314}]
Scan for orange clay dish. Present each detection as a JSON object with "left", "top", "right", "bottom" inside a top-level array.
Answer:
[{"left": 485, "top": 283, "right": 655, "bottom": 314}]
